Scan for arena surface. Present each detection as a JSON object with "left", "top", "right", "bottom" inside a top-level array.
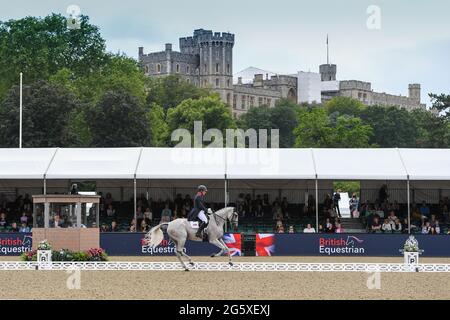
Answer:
[{"left": 1, "top": 256, "right": 449, "bottom": 300}]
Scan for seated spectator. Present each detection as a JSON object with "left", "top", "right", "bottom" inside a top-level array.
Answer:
[
  {"left": 335, "top": 222, "right": 344, "bottom": 233},
  {"left": 144, "top": 207, "right": 153, "bottom": 221},
  {"left": 429, "top": 215, "right": 438, "bottom": 227},
  {"left": 20, "top": 212, "right": 28, "bottom": 225},
  {"left": 106, "top": 204, "right": 116, "bottom": 218},
  {"left": 303, "top": 223, "right": 316, "bottom": 233},
  {"left": 51, "top": 214, "right": 64, "bottom": 228},
  {"left": 275, "top": 219, "right": 283, "bottom": 230},
  {"left": 392, "top": 219, "right": 402, "bottom": 233},
  {"left": 387, "top": 211, "right": 397, "bottom": 223},
  {"left": 110, "top": 221, "right": 119, "bottom": 232},
  {"left": 19, "top": 222, "right": 30, "bottom": 233},
  {"left": 141, "top": 220, "right": 150, "bottom": 232},
  {"left": 104, "top": 192, "right": 114, "bottom": 207},
  {"left": 421, "top": 221, "right": 432, "bottom": 234},
  {"left": 10, "top": 222, "right": 19, "bottom": 232},
  {"left": 160, "top": 203, "right": 172, "bottom": 223},
  {"left": 254, "top": 204, "right": 263, "bottom": 217},
  {"left": 420, "top": 201, "right": 430, "bottom": 219},
  {"left": 276, "top": 225, "right": 285, "bottom": 233},
  {"left": 0, "top": 212, "right": 8, "bottom": 228},
  {"left": 288, "top": 225, "right": 295, "bottom": 233},
  {"left": 434, "top": 221, "right": 441, "bottom": 234},
  {"left": 129, "top": 218, "right": 136, "bottom": 232},
  {"left": 324, "top": 218, "right": 334, "bottom": 233},
  {"left": 100, "top": 224, "right": 109, "bottom": 232},
  {"left": 381, "top": 219, "right": 392, "bottom": 233},
  {"left": 371, "top": 217, "right": 381, "bottom": 233}
]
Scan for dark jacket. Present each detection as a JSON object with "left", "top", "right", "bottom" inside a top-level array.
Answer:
[{"left": 188, "top": 193, "right": 207, "bottom": 221}]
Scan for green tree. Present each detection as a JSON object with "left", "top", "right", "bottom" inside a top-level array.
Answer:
[
  {"left": 325, "top": 96, "right": 366, "bottom": 117},
  {"left": 411, "top": 109, "right": 450, "bottom": 148},
  {"left": 146, "top": 75, "right": 212, "bottom": 111},
  {"left": 166, "top": 96, "right": 235, "bottom": 147},
  {"left": 429, "top": 93, "right": 450, "bottom": 118},
  {"left": 148, "top": 104, "right": 169, "bottom": 147},
  {"left": 88, "top": 90, "right": 151, "bottom": 147},
  {"left": 0, "top": 14, "right": 107, "bottom": 99},
  {"left": 330, "top": 115, "right": 373, "bottom": 147},
  {"left": 360, "top": 106, "right": 418, "bottom": 147},
  {"left": 0, "top": 80, "right": 80, "bottom": 147}
]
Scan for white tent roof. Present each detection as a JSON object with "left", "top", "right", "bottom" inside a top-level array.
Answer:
[
  {"left": 312, "top": 149, "right": 408, "bottom": 180},
  {"left": 0, "top": 148, "right": 57, "bottom": 179},
  {"left": 136, "top": 148, "right": 226, "bottom": 179},
  {"left": 0, "top": 148, "right": 449, "bottom": 181},
  {"left": 45, "top": 148, "right": 142, "bottom": 179},
  {"left": 399, "top": 149, "right": 450, "bottom": 180},
  {"left": 226, "top": 148, "right": 316, "bottom": 179}
]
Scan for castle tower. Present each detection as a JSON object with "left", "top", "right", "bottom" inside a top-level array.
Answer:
[
  {"left": 319, "top": 34, "right": 337, "bottom": 81},
  {"left": 408, "top": 84, "right": 421, "bottom": 104},
  {"left": 185, "top": 29, "right": 235, "bottom": 105}
]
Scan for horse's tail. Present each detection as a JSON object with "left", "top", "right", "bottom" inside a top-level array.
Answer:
[{"left": 145, "top": 223, "right": 168, "bottom": 248}]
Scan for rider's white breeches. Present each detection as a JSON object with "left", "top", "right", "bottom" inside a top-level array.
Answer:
[{"left": 198, "top": 210, "right": 208, "bottom": 223}]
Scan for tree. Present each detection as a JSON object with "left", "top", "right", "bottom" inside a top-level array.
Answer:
[
  {"left": 410, "top": 109, "right": 450, "bottom": 148},
  {"left": 148, "top": 104, "right": 169, "bottom": 147},
  {"left": 325, "top": 96, "right": 366, "bottom": 117},
  {"left": 166, "top": 96, "right": 235, "bottom": 147},
  {"left": 0, "top": 80, "right": 80, "bottom": 147},
  {"left": 330, "top": 115, "right": 373, "bottom": 148},
  {"left": 0, "top": 14, "right": 107, "bottom": 99},
  {"left": 429, "top": 93, "right": 450, "bottom": 118},
  {"left": 88, "top": 90, "right": 151, "bottom": 147},
  {"left": 360, "top": 106, "right": 418, "bottom": 148},
  {"left": 146, "top": 75, "right": 212, "bottom": 111}
]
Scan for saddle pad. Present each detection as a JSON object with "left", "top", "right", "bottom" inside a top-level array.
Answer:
[{"left": 189, "top": 221, "right": 199, "bottom": 229}]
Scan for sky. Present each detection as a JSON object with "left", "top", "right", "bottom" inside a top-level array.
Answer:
[{"left": 1, "top": 0, "right": 449, "bottom": 106}]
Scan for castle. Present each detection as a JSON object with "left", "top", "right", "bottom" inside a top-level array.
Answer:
[{"left": 139, "top": 29, "right": 426, "bottom": 117}]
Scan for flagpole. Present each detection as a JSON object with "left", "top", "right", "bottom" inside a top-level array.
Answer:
[
  {"left": 19, "top": 72, "right": 23, "bottom": 148},
  {"left": 326, "top": 34, "right": 329, "bottom": 65}
]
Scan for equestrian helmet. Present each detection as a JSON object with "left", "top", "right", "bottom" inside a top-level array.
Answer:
[{"left": 198, "top": 185, "right": 208, "bottom": 192}]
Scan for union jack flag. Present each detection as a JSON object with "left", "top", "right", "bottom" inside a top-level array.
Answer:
[
  {"left": 256, "top": 233, "right": 275, "bottom": 256},
  {"left": 223, "top": 233, "right": 241, "bottom": 256}
]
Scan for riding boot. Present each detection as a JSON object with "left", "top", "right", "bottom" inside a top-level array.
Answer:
[{"left": 196, "top": 222, "right": 207, "bottom": 238}]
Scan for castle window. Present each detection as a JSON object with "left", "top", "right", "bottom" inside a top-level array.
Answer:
[
  {"left": 215, "top": 78, "right": 219, "bottom": 87},
  {"left": 233, "top": 95, "right": 237, "bottom": 109},
  {"left": 267, "top": 98, "right": 272, "bottom": 106},
  {"left": 258, "top": 97, "right": 263, "bottom": 106},
  {"left": 216, "top": 63, "right": 219, "bottom": 73},
  {"left": 226, "top": 93, "right": 231, "bottom": 105},
  {"left": 227, "top": 64, "right": 230, "bottom": 74},
  {"left": 227, "top": 79, "right": 230, "bottom": 88},
  {"left": 157, "top": 64, "right": 161, "bottom": 73},
  {"left": 186, "top": 66, "right": 190, "bottom": 74},
  {"left": 203, "top": 79, "right": 208, "bottom": 86},
  {"left": 186, "top": 79, "right": 190, "bottom": 84},
  {"left": 241, "top": 96, "right": 246, "bottom": 109},
  {"left": 250, "top": 96, "right": 255, "bottom": 107},
  {"left": 176, "top": 64, "right": 180, "bottom": 73},
  {"left": 204, "top": 64, "right": 207, "bottom": 73},
  {"left": 144, "top": 65, "right": 149, "bottom": 74}
]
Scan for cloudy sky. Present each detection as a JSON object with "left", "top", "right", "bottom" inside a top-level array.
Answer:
[{"left": 1, "top": 0, "right": 449, "bottom": 106}]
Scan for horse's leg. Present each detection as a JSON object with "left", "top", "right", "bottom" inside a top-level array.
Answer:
[
  {"left": 209, "top": 239, "right": 226, "bottom": 258},
  {"left": 218, "top": 238, "right": 233, "bottom": 266},
  {"left": 173, "top": 238, "right": 189, "bottom": 271},
  {"left": 180, "top": 250, "right": 194, "bottom": 266}
]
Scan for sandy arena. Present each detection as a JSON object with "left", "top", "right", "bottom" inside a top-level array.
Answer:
[{"left": 1, "top": 256, "right": 450, "bottom": 300}]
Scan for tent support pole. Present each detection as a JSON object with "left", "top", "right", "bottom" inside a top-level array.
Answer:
[
  {"left": 407, "top": 177, "right": 411, "bottom": 234},
  {"left": 134, "top": 177, "right": 137, "bottom": 233},
  {"left": 43, "top": 175, "right": 47, "bottom": 195},
  {"left": 224, "top": 176, "right": 228, "bottom": 233},
  {"left": 315, "top": 178, "right": 319, "bottom": 232}
]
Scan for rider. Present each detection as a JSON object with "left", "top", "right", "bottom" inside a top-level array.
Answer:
[{"left": 193, "top": 185, "right": 209, "bottom": 238}]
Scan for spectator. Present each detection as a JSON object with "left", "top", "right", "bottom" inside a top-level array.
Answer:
[
  {"left": 325, "top": 218, "right": 334, "bottom": 233},
  {"left": 183, "top": 195, "right": 192, "bottom": 212},
  {"left": 288, "top": 225, "right": 295, "bottom": 233},
  {"left": 70, "top": 183, "right": 79, "bottom": 195},
  {"left": 110, "top": 221, "right": 119, "bottom": 232},
  {"left": 141, "top": 219, "right": 150, "bottom": 232},
  {"left": 275, "top": 219, "right": 283, "bottom": 230},
  {"left": 104, "top": 193, "right": 114, "bottom": 207},
  {"left": 10, "top": 222, "right": 19, "bottom": 232},
  {"left": 392, "top": 219, "right": 402, "bottom": 233},
  {"left": 379, "top": 184, "right": 388, "bottom": 203},
  {"left": 419, "top": 201, "right": 430, "bottom": 219},
  {"left": 0, "top": 212, "right": 8, "bottom": 228},
  {"left": 136, "top": 206, "right": 144, "bottom": 219},
  {"left": 129, "top": 218, "right": 136, "bottom": 232},
  {"left": 442, "top": 205, "right": 449, "bottom": 222},
  {"left": 160, "top": 203, "right": 172, "bottom": 223},
  {"left": 335, "top": 222, "right": 344, "bottom": 233},
  {"left": 51, "top": 214, "right": 64, "bottom": 228},
  {"left": 323, "top": 194, "right": 333, "bottom": 212},
  {"left": 411, "top": 203, "right": 422, "bottom": 222},
  {"left": 23, "top": 194, "right": 32, "bottom": 212},
  {"left": 371, "top": 217, "right": 381, "bottom": 233},
  {"left": 100, "top": 223, "right": 109, "bottom": 232},
  {"left": 381, "top": 219, "right": 392, "bottom": 233},
  {"left": 307, "top": 194, "right": 316, "bottom": 216},
  {"left": 272, "top": 204, "right": 283, "bottom": 220},
  {"left": 281, "top": 197, "right": 289, "bottom": 218},
  {"left": 254, "top": 203, "right": 263, "bottom": 218},
  {"left": 435, "top": 221, "right": 441, "bottom": 234},
  {"left": 277, "top": 225, "right": 285, "bottom": 233},
  {"left": 106, "top": 204, "right": 116, "bottom": 218},
  {"left": 332, "top": 190, "right": 341, "bottom": 218},
  {"left": 387, "top": 211, "right": 397, "bottom": 223},
  {"left": 174, "top": 194, "right": 183, "bottom": 215},
  {"left": 20, "top": 212, "right": 29, "bottom": 225},
  {"left": 144, "top": 207, "right": 153, "bottom": 221},
  {"left": 19, "top": 222, "right": 30, "bottom": 233},
  {"left": 421, "top": 221, "right": 431, "bottom": 234},
  {"left": 349, "top": 193, "right": 359, "bottom": 216},
  {"left": 303, "top": 223, "right": 316, "bottom": 233},
  {"left": 429, "top": 215, "right": 438, "bottom": 227}
]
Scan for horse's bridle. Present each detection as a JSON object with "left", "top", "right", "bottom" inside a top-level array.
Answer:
[{"left": 211, "top": 209, "right": 238, "bottom": 225}]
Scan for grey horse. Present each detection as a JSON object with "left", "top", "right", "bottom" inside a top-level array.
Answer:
[{"left": 144, "top": 207, "right": 238, "bottom": 271}]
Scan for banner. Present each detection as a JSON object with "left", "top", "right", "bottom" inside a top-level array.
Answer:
[
  {"left": 274, "top": 234, "right": 450, "bottom": 257},
  {"left": 100, "top": 232, "right": 241, "bottom": 256},
  {"left": 0, "top": 233, "right": 32, "bottom": 256}
]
